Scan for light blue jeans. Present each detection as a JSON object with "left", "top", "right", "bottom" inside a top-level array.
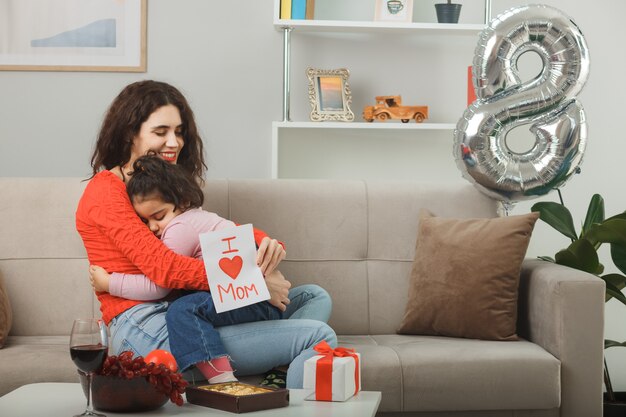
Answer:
[{"left": 108, "top": 284, "right": 336, "bottom": 388}]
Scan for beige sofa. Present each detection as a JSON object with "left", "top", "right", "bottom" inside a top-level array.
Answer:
[{"left": 0, "top": 178, "right": 605, "bottom": 416}]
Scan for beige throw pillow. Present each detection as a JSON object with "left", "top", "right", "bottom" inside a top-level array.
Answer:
[
  {"left": 0, "top": 278, "right": 12, "bottom": 348},
  {"left": 397, "top": 210, "right": 539, "bottom": 341}
]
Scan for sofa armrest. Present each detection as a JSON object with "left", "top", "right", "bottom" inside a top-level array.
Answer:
[{"left": 518, "top": 258, "right": 605, "bottom": 417}]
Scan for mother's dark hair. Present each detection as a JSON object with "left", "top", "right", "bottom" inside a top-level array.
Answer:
[{"left": 90, "top": 80, "right": 206, "bottom": 181}]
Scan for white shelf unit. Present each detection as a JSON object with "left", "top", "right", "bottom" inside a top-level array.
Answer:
[
  {"left": 271, "top": 0, "right": 491, "bottom": 179},
  {"left": 271, "top": 122, "right": 456, "bottom": 178},
  {"left": 274, "top": 121, "right": 457, "bottom": 130},
  {"left": 273, "top": 19, "right": 486, "bottom": 35}
]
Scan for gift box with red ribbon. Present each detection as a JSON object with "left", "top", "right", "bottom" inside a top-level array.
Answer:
[{"left": 302, "top": 341, "right": 361, "bottom": 402}]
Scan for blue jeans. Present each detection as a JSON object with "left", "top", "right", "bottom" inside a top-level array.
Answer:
[
  {"left": 166, "top": 292, "right": 283, "bottom": 372},
  {"left": 108, "top": 284, "right": 336, "bottom": 388}
]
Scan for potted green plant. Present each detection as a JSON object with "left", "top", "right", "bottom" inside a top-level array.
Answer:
[
  {"left": 435, "top": 0, "right": 462, "bottom": 24},
  {"left": 531, "top": 192, "right": 626, "bottom": 415}
]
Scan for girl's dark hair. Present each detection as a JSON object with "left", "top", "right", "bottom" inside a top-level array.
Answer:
[
  {"left": 90, "top": 80, "right": 206, "bottom": 182},
  {"left": 127, "top": 155, "right": 204, "bottom": 212}
]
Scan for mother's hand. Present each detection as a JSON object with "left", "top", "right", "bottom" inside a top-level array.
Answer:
[{"left": 265, "top": 270, "right": 291, "bottom": 312}]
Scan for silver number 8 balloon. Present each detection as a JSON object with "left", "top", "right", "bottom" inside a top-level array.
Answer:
[{"left": 454, "top": 5, "right": 590, "bottom": 203}]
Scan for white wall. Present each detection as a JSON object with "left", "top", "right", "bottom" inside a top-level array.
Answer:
[
  {"left": 2, "top": 0, "right": 626, "bottom": 389},
  {"left": 0, "top": 0, "right": 283, "bottom": 178}
]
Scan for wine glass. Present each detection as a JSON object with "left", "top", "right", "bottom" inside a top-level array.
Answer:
[{"left": 70, "top": 318, "right": 109, "bottom": 417}]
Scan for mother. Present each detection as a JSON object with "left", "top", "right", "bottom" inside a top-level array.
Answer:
[{"left": 75, "top": 80, "right": 337, "bottom": 388}]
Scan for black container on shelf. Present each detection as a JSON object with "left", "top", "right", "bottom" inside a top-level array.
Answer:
[{"left": 435, "top": 2, "right": 462, "bottom": 24}]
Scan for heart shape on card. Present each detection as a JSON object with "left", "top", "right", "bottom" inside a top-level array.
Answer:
[{"left": 219, "top": 256, "right": 243, "bottom": 280}]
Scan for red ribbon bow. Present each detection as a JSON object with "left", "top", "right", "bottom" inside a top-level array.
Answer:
[{"left": 312, "top": 340, "right": 360, "bottom": 401}]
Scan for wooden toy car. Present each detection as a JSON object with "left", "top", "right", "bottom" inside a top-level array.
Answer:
[{"left": 363, "top": 95, "right": 428, "bottom": 123}]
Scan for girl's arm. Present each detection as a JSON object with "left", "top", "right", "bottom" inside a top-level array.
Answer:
[
  {"left": 109, "top": 272, "right": 172, "bottom": 300},
  {"left": 90, "top": 265, "right": 171, "bottom": 300}
]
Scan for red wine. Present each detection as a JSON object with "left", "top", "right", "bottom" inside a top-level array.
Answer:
[{"left": 70, "top": 344, "right": 108, "bottom": 373}]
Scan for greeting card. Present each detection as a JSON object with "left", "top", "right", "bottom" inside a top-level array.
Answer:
[{"left": 199, "top": 224, "right": 270, "bottom": 313}]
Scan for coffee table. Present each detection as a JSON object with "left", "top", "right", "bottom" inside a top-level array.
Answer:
[{"left": 0, "top": 383, "right": 381, "bottom": 416}]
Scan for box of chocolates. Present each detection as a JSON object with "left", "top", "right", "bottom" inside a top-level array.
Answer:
[{"left": 185, "top": 382, "right": 289, "bottom": 413}]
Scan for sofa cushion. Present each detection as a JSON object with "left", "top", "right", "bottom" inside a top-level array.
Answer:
[
  {"left": 366, "top": 182, "right": 497, "bottom": 261},
  {"left": 0, "top": 278, "right": 12, "bottom": 348},
  {"left": 0, "top": 259, "right": 95, "bottom": 336},
  {"left": 0, "top": 336, "right": 78, "bottom": 395},
  {"left": 340, "top": 334, "right": 560, "bottom": 412},
  {"left": 338, "top": 335, "right": 403, "bottom": 412},
  {"left": 397, "top": 211, "right": 539, "bottom": 341}
]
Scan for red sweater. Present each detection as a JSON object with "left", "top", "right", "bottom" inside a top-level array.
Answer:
[{"left": 75, "top": 171, "right": 271, "bottom": 324}]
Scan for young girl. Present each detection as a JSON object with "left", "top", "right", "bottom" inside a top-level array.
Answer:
[{"left": 90, "top": 154, "right": 284, "bottom": 384}]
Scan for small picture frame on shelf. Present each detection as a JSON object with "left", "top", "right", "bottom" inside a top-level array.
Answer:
[
  {"left": 307, "top": 68, "right": 354, "bottom": 122},
  {"left": 374, "top": 0, "right": 413, "bottom": 23}
]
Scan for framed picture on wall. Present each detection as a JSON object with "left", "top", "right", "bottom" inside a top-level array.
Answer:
[
  {"left": 307, "top": 67, "right": 354, "bottom": 122},
  {"left": 0, "top": 0, "right": 146, "bottom": 72},
  {"left": 374, "top": 0, "right": 414, "bottom": 23}
]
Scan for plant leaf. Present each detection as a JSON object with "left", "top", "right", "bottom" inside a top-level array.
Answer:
[
  {"left": 537, "top": 256, "right": 555, "bottom": 263},
  {"left": 582, "top": 194, "right": 604, "bottom": 236},
  {"left": 531, "top": 201, "right": 578, "bottom": 241},
  {"left": 604, "top": 279, "right": 626, "bottom": 306},
  {"left": 603, "top": 273, "right": 626, "bottom": 290},
  {"left": 611, "top": 244, "right": 626, "bottom": 276},
  {"left": 603, "top": 274, "right": 626, "bottom": 303},
  {"left": 553, "top": 248, "right": 578, "bottom": 269},
  {"left": 604, "top": 210, "right": 626, "bottom": 223},
  {"left": 586, "top": 219, "right": 626, "bottom": 246},
  {"left": 605, "top": 339, "right": 626, "bottom": 349},
  {"left": 555, "top": 238, "right": 601, "bottom": 274}
]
